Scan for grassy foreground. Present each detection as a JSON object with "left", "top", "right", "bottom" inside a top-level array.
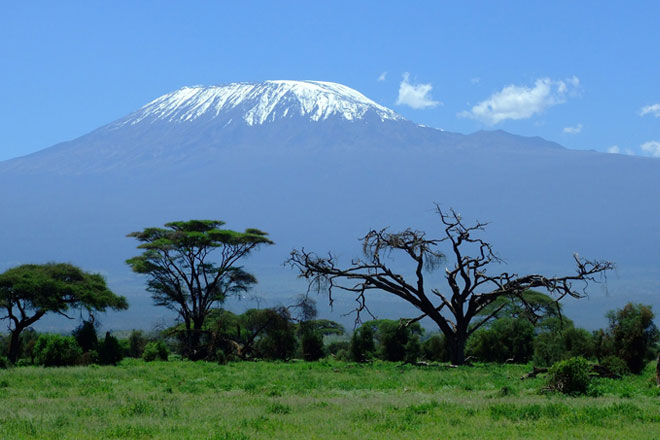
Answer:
[{"left": 1, "top": 360, "right": 660, "bottom": 439}]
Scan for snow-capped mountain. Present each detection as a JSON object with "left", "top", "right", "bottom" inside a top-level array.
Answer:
[
  {"left": 0, "top": 80, "right": 659, "bottom": 330},
  {"left": 114, "top": 81, "right": 404, "bottom": 127}
]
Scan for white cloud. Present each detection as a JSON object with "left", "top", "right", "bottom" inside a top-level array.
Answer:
[
  {"left": 563, "top": 123, "right": 583, "bottom": 134},
  {"left": 458, "top": 76, "right": 580, "bottom": 125},
  {"left": 395, "top": 73, "right": 440, "bottom": 109},
  {"left": 470, "top": 77, "right": 481, "bottom": 84},
  {"left": 377, "top": 72, "right": 387, "bottom": 82},
  {"left": 640, "top": 103, "right": 660, "bottom": 117},
  {"left": 641, "top": 141, "right": 660, "bottom": 157},
  {"left": 606, "top": 145, "right": 620, "bottom": 154}
]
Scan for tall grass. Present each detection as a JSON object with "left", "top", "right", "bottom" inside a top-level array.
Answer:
[{"left": 0, "top": 360, "right": 659, "bottom": 439}]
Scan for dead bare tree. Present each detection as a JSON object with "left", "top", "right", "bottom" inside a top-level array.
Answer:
[{"left": 288, "top": 206, "right": 614, "bottom": 365}]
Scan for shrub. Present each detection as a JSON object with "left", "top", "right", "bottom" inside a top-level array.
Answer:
[
  {"left": 533, "top": 326, "right": 595, "bottom": 367},
  {"left": 127, "top": 330, "right": 148, "bottom": 358},
  {"left": 600, "top": 355, "right": 630, "bottom": 376},
  {"left": 143, "top": 341, "right": 169, "bottom": 362},
  {"left": 0, "top": 355, "right": 9, "bottom": 369},
  {"left": 467, "top": 318, "right": 534, "bottom": 363},
  {"left": 350, "top": 325, "right": 375, "bottom": 363},
  {"left": 301, "top": 330, "right": 325, "bottom": 361},
  {"left": 98, "top": 332, "right": 123, "bottom": 365},
  {"left": 403, "top": 336, "right": 421, "bottom": 364},
  {"left": 545, "top": 357, "right": 591, "bottom": 395},
  {"left": 326, "top": 340, "right": 350, "bottom": 356},
  {"left": 72, "top": 320, "right": 98, "bottom": 352},
  {"left": 606, "top": 303, "right": 659, "bottom": 374},
  {"left": 422, "top": 335, "right": 449, "bottom": 362},
  {"left": 79, "top": 350, "right": 100, "bottom": 366},
  {"left": 215, "top": 348, "right": 227, "bottom": 365},
  {"left": 33, "top": 334, "right": 82, "bottom": 367}
]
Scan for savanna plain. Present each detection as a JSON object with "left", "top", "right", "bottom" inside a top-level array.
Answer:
[{"left": 2, "top": 360, "right": 660, "bottom": 440}]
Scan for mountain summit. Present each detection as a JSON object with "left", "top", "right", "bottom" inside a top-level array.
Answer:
[
  {"left": 0, "top": 79, "right": 659, "bottom": 330},
  {"left": 113, "top": 80, "right": 404, "bottom": 128}
]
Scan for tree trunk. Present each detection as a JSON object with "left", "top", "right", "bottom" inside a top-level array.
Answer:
[
  {"left": 186, "top": 317, "right": 205, "bottom": 360},
  {"left": 8, "top": 327, "right": 23, "bottom": 364},
  {"left": 655, "top": 355, "right": 660, "bottom": 387},
  {"left": 448, "top": 332, "right": 467, "bottom": 366}
]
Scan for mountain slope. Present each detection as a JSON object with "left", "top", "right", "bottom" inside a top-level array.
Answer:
[{"left": 1, "top": 80, "right": 658, "bottom": 330}]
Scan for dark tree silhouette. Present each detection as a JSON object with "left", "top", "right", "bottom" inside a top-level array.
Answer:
[{"left": 288, "top": 207, "right": 613, "bottom": 365}]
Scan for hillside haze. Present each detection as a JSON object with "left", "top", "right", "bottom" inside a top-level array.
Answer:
[{"left": 1, "top": 80, "right": 659, "bottom": 330}]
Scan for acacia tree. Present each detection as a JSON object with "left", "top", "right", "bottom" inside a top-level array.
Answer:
[
  {"left": 0, "top": 263, "right": 128, "bottom": 363},
  {"left": 126, "top": 220, "right": 273, "bottom": 359},
  {"left": 288, "top": 207, "right": 613, "bottom": 365}
]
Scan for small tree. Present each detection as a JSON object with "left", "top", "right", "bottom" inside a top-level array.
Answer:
[
  {"left": 349, "top": 325, "right": 375, "bottom": 362},
  {"left": 0, "top": 263, "right": 128, "bottom": 364},
  {"left": 606, "top": 303, "right": 659, "bottom": 374},
  {"left": 72, "top": 320, "right": 99, "bottom": 352},
  {"left": 289, "top": 207, "right": 613, "bottom": 365},
  {"left": 126, "top": 220, "right": 272, "bottom": 359}
]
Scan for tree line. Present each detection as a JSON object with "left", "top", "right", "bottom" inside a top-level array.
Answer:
[{"left": 3, "top": 207, "right": 653, "bottom": 376}]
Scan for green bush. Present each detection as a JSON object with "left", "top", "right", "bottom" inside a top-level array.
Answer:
[
  {"left": 127, "top": 330, "right": 148, "bottom": 358},
  {"left": 33, "top": 334, "right": 82, "bottom": 367},
  {"left": 349, "top": 325, "right": 375, "bottom": 363},
  {"left": 606, "top": 303, "right": 659, "bottom": 374},
  {"left": 0, "top": 355, "right": 9, "bottom": 369},
  {"left": 326, "top": 340, "right": 350, "bottom": 356},
  {"left": 98, "top": 332, "right": 123, "bottom": 365},
  {"left": 545, "top": 357, "right": 591, "bottom": 395},
  {"left": 301, "top": 330, "right": 325, "bottom": 361},
  {"left": 79, "top": 350, "right": 100, "bottom": 365},
  {"left": 422, "top": 334, "right": 449, "bottom": 362},
  {"left": 72, "top": 320, "right": 98, "bottom": 352},
  {"left": 403, "top": 336, "right": 421, "bottom": 364},
  {"left": 600, "top": 355, "right": 630, "bottom": 376},
  {"left": 143, "top": 341, "right": 169, "bottom": 362},
  {"left": 467, "top": 318, "right": 534, "bottom": 363},
  {"left": 533, "top": 326, "right": 595, "bottom": 367}
]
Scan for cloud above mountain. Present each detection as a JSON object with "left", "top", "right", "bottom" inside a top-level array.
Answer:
[
  {"left": 563, "top": 123, "right": 583, "bottom": 134},
  {"left": 396, "top": 73, "right": 440, "bottom": 109},
  {"left": 641, "top": 141, "right": 660, "bottom": 157},
  {"left": 640, "top": 104, "right": 660, "bottom": 117},
  {"left": 459, "top": 77, "right": 580, "bottom": 125}
]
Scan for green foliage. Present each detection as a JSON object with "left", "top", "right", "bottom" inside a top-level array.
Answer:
[
  {"left": 300, "top": 327, "right": 325, "bottom": 362},
  {"left": 126, "top": 220, "right": 272, "bottom": 359},
  {"left": 350, "top": 325, "right": 375, "bottom": 362},
  {"left": 0, "top": 263, "right": 127, "bottom": 363},
  {"left": 326, "top": 340, "right": 350, "bottom": 356},
  {"left": 467, "top": 318, "right": 534, "bottom": 363},
  {"left": 143, "top": 341, "right": 169, "bottom": 362},
  {"left": 533, "top": 325, "right": 595, "bottom": 367},
  {"left": 127, "top": 330, "right": 148, "bottom": 358},
  {"left": 545, "top": 357, "right": 592, "bottom": 395},
  {"left": 606, "top": 303, "right": 659, "bottom": 374},
  {"left": 600, "top": 355, "right": 630, "bottom": 376},
  {"left": 72, "top": 320, "right": 98, "bottom": 352},
  {"left": 33, "top": 334, "right": 82, "bottom": 367},
  {"left": 98, "top": 332, "right": 123, "bottom": 365},
  {"left": 478, "top": 290, "right": 561, "bottom": 326},
  {"left": 421, "top": 334, "right": 449, "bottom": 362},
  {"left": 0, "top": 355, "right": 8, "bottom": 369},
  {"left": 361, "top": 319, "right": 423, "bottom": 362},
  {"left": 254, "top": 308, "right": 297, "bottom": 360}
]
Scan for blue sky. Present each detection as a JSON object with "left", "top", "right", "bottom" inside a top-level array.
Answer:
[{"left": 1, "top": 1, "right": 659, "bottom": 160}]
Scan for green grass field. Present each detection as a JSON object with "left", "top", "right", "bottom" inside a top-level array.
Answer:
[{"left": 1, "top": 360, "right": 660, "bottom": 439}]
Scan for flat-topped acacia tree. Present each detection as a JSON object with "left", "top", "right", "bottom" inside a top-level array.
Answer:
[
  {"left": 288, "top": 207, "right": 614, "bottom": 365},
  {"left": 126, "top": 220, "right": 273, "bottom": 359},
  {"left": 0, "top": 263, "right": 128, "bottom": 363}
]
